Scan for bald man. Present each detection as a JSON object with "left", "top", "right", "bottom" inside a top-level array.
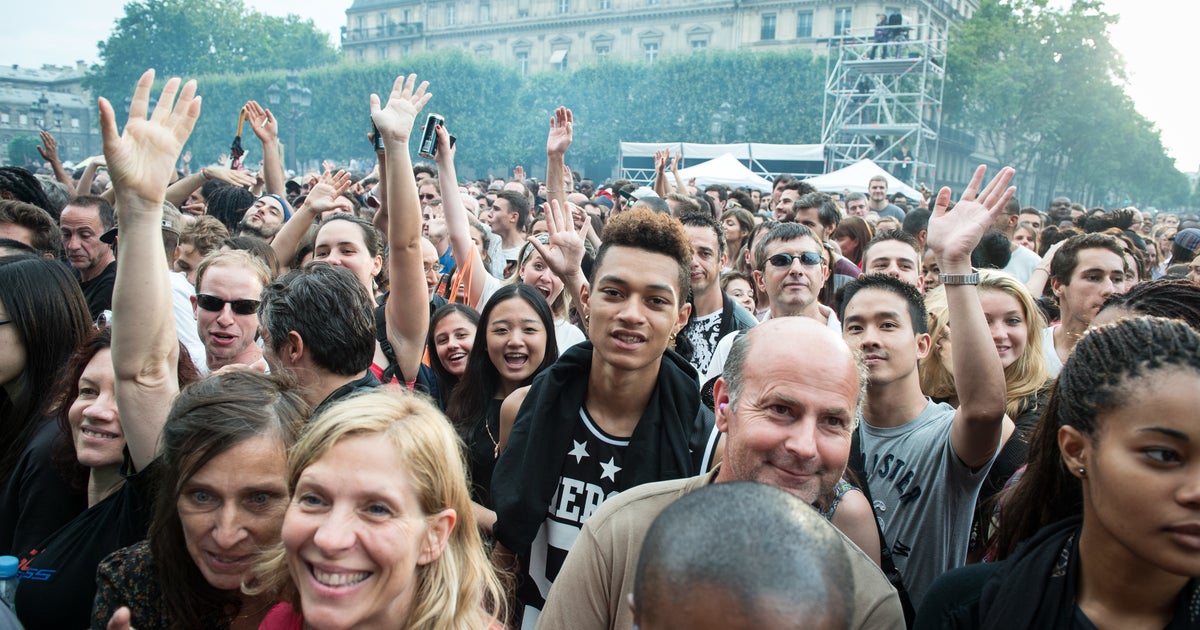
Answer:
[
  {"left": 537, "top": 318, "right": 903, "bottom": 630},
  {"left": 632, "top": 482, "right": 854, "bottom": 630}
]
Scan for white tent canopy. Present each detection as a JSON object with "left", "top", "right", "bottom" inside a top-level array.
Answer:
[
  {"left": 803, "top": 159, "right": 921, "bottom": 200},
  {"left": 676, "top": 153, "right": 774, "bottom": 192}
]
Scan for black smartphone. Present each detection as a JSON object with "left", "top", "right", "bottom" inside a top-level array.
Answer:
[
  {"left": 372, "top": 123, "right": 384, "bottom": 152},
  {"left": 418, "top": 113, "right": 444, "bottom": 159}
]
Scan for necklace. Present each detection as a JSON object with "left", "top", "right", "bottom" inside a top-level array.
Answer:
[{"left": 485, "top": 416, "right": 500, "bottom": 459}]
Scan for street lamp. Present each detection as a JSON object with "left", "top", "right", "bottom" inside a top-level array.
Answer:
[
  {"left": 267, "top": 72, "right": 312, "bottom": 173},
  {"left": 29, "top": 93, "right": 49, "bottom": 129},
  {"left": 711, "top": 101, "right": 733, "bottom": 143}
]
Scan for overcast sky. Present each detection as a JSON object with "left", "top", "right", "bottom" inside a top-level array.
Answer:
[{"left": 6, "top": 0, "right": 1196, "bottom": 173}]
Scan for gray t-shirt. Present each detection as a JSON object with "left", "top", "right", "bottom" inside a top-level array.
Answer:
[{"left": 858, "top": 400, "right": 997, "bottom": 607}]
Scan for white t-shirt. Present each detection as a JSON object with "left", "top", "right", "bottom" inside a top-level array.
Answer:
[
  {"left": 1042, "top": 324, "right": 1063, "bottom": 377},
  {"left": 170, "top": 271, "right": 207, "bottom": 371},
  {"left": 1002, "top": 244, "right": 1041, "bottom": 283}
]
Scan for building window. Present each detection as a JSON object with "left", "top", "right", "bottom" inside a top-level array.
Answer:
[
  {"left": 599, "top": 0, "right": 611, "bottom": 8},
  {"left": 558, "top": 0, "right": 569, "bottom": 13},
  {"left": 644, "top": 41, "right": 659, "bottom": 63},
  {"left": 516, "top": 50, "right": 529, "bottom": 75},
  {"left": 479, "top": 3, "right": 489, "bottom": 21},
  {"left": 19, "top": 115, "right": 27, "bottom": 126},
  {"left": 797, "top": 10, "right": 813, "bottom": 38},
  {"left": 378, "top": 45, "right": 389, "bottom": 59},
  {"left": 550, "top": 49, "right": 568, "bottom": 71},
  {"left": 691, "top": 39, "right": 708, "bottom": 51},
  {"left": 835, "top": 7, "right": 852, "bottom": 36},
  {"left": 356, "top": 15, "right": 364, "bottom": 29},
  {"left": 446, "top": 4, "right": 456, "bottom": 25},
  {"left": 402, "top": 9, "right": 410, "bottom": 22},
  {"left": 761, "top": 14, "right": 776, "bottom": 40},
  {"left": 378, "top": 12, "right": 386, "bottom": 26},
  {"left": 0, "top": 113, "right": 7, "bottom": 124},
  {"left": 401, "top": 43, "right": 412, "bottom": 54},
  {"left": 596, "top": 44, "right": 610, "bottom": 58},
  {"left": 356, "top": 48, "right": 365, "bottom": 60}
]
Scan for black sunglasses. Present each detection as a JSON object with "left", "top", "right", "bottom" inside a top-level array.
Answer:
[
  {"left": 765, "top": 252, "right": 823, "bottom": 268},
  {"left": 196, "top": 294, "right": 261, "bottom": 315}
]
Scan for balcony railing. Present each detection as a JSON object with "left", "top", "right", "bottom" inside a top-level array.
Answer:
[{"left": 341, "top": 22, "right": 424, "bottom": 43}]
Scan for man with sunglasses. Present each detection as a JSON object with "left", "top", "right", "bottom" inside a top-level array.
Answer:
[
  {"left": 191, "top": 250, "right": 272, "bottom": 373},
  {"left": 701, "top": 222, "right": 837, "bottom": 384}
]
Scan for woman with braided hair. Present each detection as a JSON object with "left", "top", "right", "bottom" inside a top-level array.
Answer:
[
  {"left": 916, "top": 317, "right": 1200, "bottom": 629},
  {"left": 0, "top": 166, "right": 58, "bottom": 220}
]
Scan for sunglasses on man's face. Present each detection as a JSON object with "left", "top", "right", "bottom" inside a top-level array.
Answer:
[
  {"left": 765, "top": 252, "right": 823, "bottom": 268},
  {"left": 196, "top": 294, "right": 261, "bottom": 315}
]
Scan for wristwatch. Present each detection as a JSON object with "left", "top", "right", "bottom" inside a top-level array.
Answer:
[{"left": 939, "top": 272, "right": 980, "bottom": 286}]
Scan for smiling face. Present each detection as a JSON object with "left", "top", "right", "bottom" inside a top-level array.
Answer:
[
  {"left": 725, "top": 278, "right": 756, "bottom": 313},
  {"left": 69, "top": 349, "right": 124, "bottom": 469},
  {"left": 683, "top": 225, "right": 724, "bottom": 300},
  {"left": 283, "top": 433, "right": 453, "bottom": 630},
  {"left": 714, "top": 323, "right": 858, "bottom": 504},
  {"left": 583, "top": 245, "right": 690, "bottom": 373},
  {"left": 1065, "top": 369, "right": 1200, "bottom": 579},
  {"left": 978, "top": 289, "right": 1028, "bottom": 370},
  {"left": 485, "top": 297, "right": 547, "bottom": 391},
  {"left": 519, "top": 250, "right": 564, "bottom": 306},
  {"left": 433, "top": 312, "right": 476, "bottom": 378},
  {"left": 178, "top": 434, "right": 289, "bottom": 591},
  {"left": 314, "top": 221, "right": 382, "bottom": 294}
]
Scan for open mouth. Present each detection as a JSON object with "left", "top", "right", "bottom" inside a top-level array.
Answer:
[
  {"left": 311, "top": 564, "right": 371, "bottom": 588},
  {"left": 81, "top": 427, "right": 119, "bottom": 440},
  {"left": 503, "top": 353, "right": 529, "bottom": 370}
]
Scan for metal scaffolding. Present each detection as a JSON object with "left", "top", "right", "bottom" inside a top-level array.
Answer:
[{"left": 821, "top": 12, "right": 948, "bottom": 187}]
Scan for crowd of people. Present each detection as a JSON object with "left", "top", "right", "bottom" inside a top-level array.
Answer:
[{"left": 0, "top": 69, "right": 1198, "bottom": 630}]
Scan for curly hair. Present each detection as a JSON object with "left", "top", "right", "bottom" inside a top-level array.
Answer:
[
  {"left": 592, "top": 208, "right": 692, "bottom": 296},
  {"left": 179, "top": 216, "right": 230, "bottom": 256}
]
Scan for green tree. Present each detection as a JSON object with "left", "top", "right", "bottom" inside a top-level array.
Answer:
[
  {"left": 7, "top": 135, "right": 41, "bottom": 167},
  {"left": 86, "top": 0, "right": 337, "bottom": 106}
]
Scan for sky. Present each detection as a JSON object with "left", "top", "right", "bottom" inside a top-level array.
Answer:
[{"left": 5, "top": 0, "right": 1197, "bottom": 173}]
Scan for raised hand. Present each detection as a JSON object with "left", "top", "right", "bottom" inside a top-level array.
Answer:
[
  {"left": 546, "top": 106, "right": 573, "bottom": 157},
  {"left": 654, "top": 148, "right": 668, "bottom": 172},
  {"left": 301, "top": 169, "right": 353, "bottom": 215},
  {"left": 529, "top": 198, "right": 586, "bottom": 282},
  {"left": 668, "top": 150, "right": 679, "bottom": 172},
  {"left": 370, "top": 73, "right": 432, "bottom": 144},
  {"left": 37, "top": 130, "right": 61, "bottom": 164},
  {"left": 513, "top": 165, "right": 526, "bottom": 181},
  {"left": 243, "top": 100, "right": 278, "bottom": 143},
  {"left": 926, "top": 165, "right": 1016, "bottom": 265},
  {"left": 99, "top": 69, "right": 202, "bottom": 206},
  {"left": 201, "top": 165, "right": 256, "bottom": 188},
  {"left": 433, "top": 122, "right": 456, "bottom": 168}
]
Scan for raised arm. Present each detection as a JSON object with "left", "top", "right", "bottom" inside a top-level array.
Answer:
[
  {"left": 370, "top": 140, "right": 389, "bottom": 238},
  {"left": 75, "top": 156, "right": 103, "bottom": 195},
  {"left": 670, "top": 151, "right": 688, "bottom": 195},
  {"left": 165, "top": 165, "right": 255, "bottom": 209},
  {"left": 103, "top": 70, "right": 200, "bottom": 471},
  {"left": 37, "top": 130, "right": 75, "bottom": 190},
  {"left": 928, "top": 165, "right": 1015, "bottom": 469},
  {"left": 375, "top": 74, "right": 433, "bottom": 383},
  {"left": 529, "top": 199, "right": 590, "bottom": 315},
  {"left": 652, "top": 148, "right": 672, "bottom": 198},
  {"left": 434, "top": 125, "right": 488, "bottom": 307},
  {"left": 545, "top": 106, "right": 572, "bottom": 211},
  {"left": 268, "top": 169, "right": 351, "bottom": 267},
  {"left": 244, "top": 100, "right": 285, "bottom": 196}
]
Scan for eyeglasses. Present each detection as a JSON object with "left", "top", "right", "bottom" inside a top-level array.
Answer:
[
  {"left": 419, "top": 193, "right": 438, "bottom": 201},
  {"left": 424, "top": 262, "right": 444, "bottom": 274},
  {"left": 196, "top": 294, "right": 261, "bottom": 315},
  {"left": 765, "top": 252, "right": 823, "bottom": 268}
]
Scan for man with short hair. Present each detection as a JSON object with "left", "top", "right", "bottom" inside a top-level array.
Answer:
[
  {"left": 993, "top": 197, "right": 1041, "bottom": 282},
  {"left": 1047, "top": 196, "right": 1072, "bottom": 224},
  {"left": 867, "top": 175, "right": 905, "bottom": 222},
  {"left": 846, "top": 192, "right": 869, "bottom": 217},
  {"left": 174, "top": 216, "right": 229, "bottom": 286},
  {"left": 839, "top": 166, "right": 1013, "bottom": 607},
  {"left": 901, "top": 208, "right": 930, "bottom": 250},
  {"left": 60, "top": 195, "right": 117, "bottom": 319},
  {"left": 193, "top": 250, "right": 271, "bottom": 373},
  {"left": 769, "top": 174, "right": 793, "bottom": 210},
  {"left": 703, "top": 184, "right": 727, "bottom": 212},
  {"left": 237, "top": 193, "right": 290, "bottom": 240},
  {"left": 539, "top": 318, "right": 905, "bottom": 630},
  {"left": 0, "top": 199, "right": 61, "bottom": 257},
  {"left": 1018, "top": 208, "right": 1043, "bottom": 232},
  {"left": 861, "top": 229, "right": 925, "bottom": 292},
  {"left": 491, "top": 189, "right": 530, "bottom": 273},
  {"left": 678, "top": 213, "right": 756, "bottom": 375},
  {"left": 631, "top": 482, "right": 856, "bottom": 630},
  {"left": 701, "top": 222, "right": 837, "bottom": 383},
  {"left": 773, "top": 180, "right": 809, "bottom": 222},
  {"left": 795, "top": 192, "right": 862, "bottom": 293},
  {"left": 259, "top": 261, "right": 380, "bottom": 412},
  {"left": 1038, "top": 232, "right": 1126, "bottom": 376}
]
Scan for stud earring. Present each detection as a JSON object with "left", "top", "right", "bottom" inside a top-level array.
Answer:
[{"left": 1078, "top": 467, "right": 1086, "bottom": 477}]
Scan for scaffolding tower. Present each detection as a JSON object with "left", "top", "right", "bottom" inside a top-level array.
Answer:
[{"left": 821, "top": 10, "right": 948, "bottom": 188}]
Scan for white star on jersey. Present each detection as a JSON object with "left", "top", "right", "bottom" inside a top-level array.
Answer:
[
  {"left": 600, "top": 457, "right": 622, "bottom": 482},
  {"left": 568, "top": 440, "right": 589, "bottom": 464}
]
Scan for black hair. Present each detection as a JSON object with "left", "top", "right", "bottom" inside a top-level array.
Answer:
[
  {"left": 205, "top": 186, "right": 256, "bottom": 233},
  {"left": 971, "top": 230, "right": 1013, "bottom": 270},
  {"left": 445, "top": 284, "right": 557, "bottom": 437},
  {"left": 0, "top": 166, "right": 57, "bottom": 220},
  {"left": 495, "top": 190, "right": 530, "bottom": 231},
  {"left": 1049, "top": 233, "right": 1125, "bottom": 286},
  {"left": 993, "top": 317, "right": 1200, "bottom": 559},
  {"left": 0, "top": 199, "right": 61, "bottom": 256},
  {"left": 427, "top": 303, "right": 481, "bottom": 394},
  {"left": 839, "top": 273, "right": 928, "bottom": 335},
  {"left": 678, "top": 211, "right": 727, "bottom": 257},
  {"left": 1099, "top": 278, "right": 1200, "bottom": 331},
  {"left": 794, "top": 192, "right": 841, "bottom": 230},
  {"left": 901, "top": 208, "right": 931, "bottom": 236},
  {"left": 260, "top": 262, "right": 375, "bottom": 376}
]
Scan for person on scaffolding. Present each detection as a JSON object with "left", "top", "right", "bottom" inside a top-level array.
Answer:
[{"left": 870, "top": 14, "right": 890, "bottom": 59}]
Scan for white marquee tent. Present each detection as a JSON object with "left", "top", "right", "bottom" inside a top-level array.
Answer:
[{"left": 802, "top": 158, "right": 922, "bottom": 200}]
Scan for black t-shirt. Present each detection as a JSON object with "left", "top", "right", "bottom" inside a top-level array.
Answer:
[
  {"left": 0, "top": 418, "right": 85, "bottom": 557},
  {"left": 78, "top": 261, "right": 117, "bottom": 321},
  {"left": 466, "top": 399, "right": 503, "bottom": 509},
  {"left": 14, "top": 460, "right": 158, "bottom": 630}
]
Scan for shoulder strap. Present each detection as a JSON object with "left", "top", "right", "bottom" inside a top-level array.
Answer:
[{"left": 850, "top": 427, "right": 916, "bottom": 628}]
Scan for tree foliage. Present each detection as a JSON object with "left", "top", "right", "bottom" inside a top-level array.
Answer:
[
  {"left": 7, "top": 135, "right": 41, "bottom": 167},
  {"left": 154, "top": 47, "right": 823, "bottom": 180},
  {"left": 86, "top": 0, "right": 337, "bottom": 106},
  {"left": 945, "top": 0, "right": 1188, "bottom": 207}
]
